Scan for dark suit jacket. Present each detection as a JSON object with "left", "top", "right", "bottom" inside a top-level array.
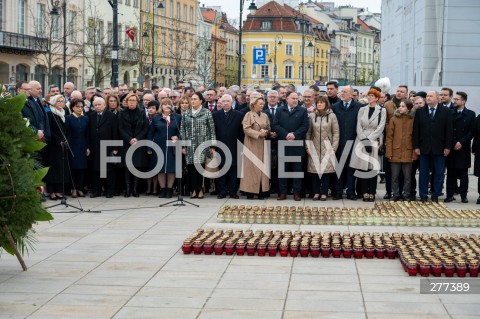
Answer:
[
  {"left": 413, "top": 105, "right": 453, "bottom": 156},
  {"left": 118, "top": 108, "right": 149, "bottom": 168},
  {"left": 88, "top": 110, "right": 119, "bottom": 171},
  {"left": 203, "top": 101, "right": 218, "bottom": 112},
  {"left": 212, "top": 109, "right": 245, "bottom": 166},
  {"left": 447, "top": 107, "right": 476, "bottom": 168},
  {"left": 23, "top": 96, "right": 51, "bottom": 142},
  {"left": 271, "top": 105, "right": 309, "bottom": 156},
  {"left": 332, "top": 99, "right": 362, "bottom": 154}
]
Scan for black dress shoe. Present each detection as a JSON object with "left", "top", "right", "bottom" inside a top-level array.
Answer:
[
  {"left": 461, "top": 197, "right": 468, "bottom": 203},
  {"left": 431, "top": 198, "right": 439, "bottom": 203},
  {"left": 347, "top": 194, "right": 357, "bottom": 201},
  {"left": 444, "top": 197, "right": 455, "bottom": 203},
  {"left": 277, "top": 194, "right": 287, "bottom": 200},
  {"left": 333, "top": 195, "right": 342, "bottom": 200},
  {"left": 230, "top": 194, "right": 239, "bottom": 199},
  {"left": 477, "top": 197, "right": 480, "bottom": 204},
  {"left": 217, "top": 194, "right": 226, "bottom": 199},
  {"left": 106, "top": 194, "right": 113, "bottom": 198},
  {"left": 383, "top": 193, "right": 391, "bottom": 200},
  {"left": 420, "top": 198, "right": 428, "bottom": 203},
  {"left": 90, "top": 193, "right": 101, "bottom": 198}
]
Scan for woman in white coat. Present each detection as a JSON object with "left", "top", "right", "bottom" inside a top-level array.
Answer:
[{"left": 349, "top": 89, "right": 386, "bottom": 201}]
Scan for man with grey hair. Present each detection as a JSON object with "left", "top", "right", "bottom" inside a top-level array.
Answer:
[
  {"left": 24, "top": 80, "right": 51, "bottom": 143},
  {"left": 169, "top": 90, "right": 180, "bottom": 107},
  {"left": 413, "top": 90, "right": 453, "bottom": 203},
  {"left": 212, "top": 93, "right": 245, "bottom": 199},
  {"left": 332, "top": 85, "right": 362, "bottom": 200},
  {"left": 218, "top": 86, "right": 227, "bottom": 98},
  {"left": 88, "top": 96, "right": 119, "bottom": 198},
  {"left": 158, "top": 90, "right": 168, "bottom": 101},
  {"left": 63, "top": 82, "right": 75, "bottom": 102}
]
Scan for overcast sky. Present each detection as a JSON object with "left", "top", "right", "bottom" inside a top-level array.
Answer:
[{"left": 199, "top": 0, "right": 382, "bottom": 24}]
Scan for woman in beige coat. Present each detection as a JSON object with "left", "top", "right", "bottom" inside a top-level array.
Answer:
[
  {"left": 305, "top": 96, "right": 340, "bottom": 201},
  {"left": 350, "top": 89, "right": 386, "bottom": 201},
  {"left": 239, "top": 96, "right": 271, "bottom": 199}
]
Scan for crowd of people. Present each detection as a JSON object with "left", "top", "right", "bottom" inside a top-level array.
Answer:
[{"left": 15, "top": 79, "right": 480, "bottom": 204}]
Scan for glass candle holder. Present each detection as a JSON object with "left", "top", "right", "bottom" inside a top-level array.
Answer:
[
  {"left": 310, "top": 243, "right": 320, "bottom": 257},
  {"left": 257, "top": 242, "right": 267, "bottom": 256},
  {"left": 290, "top": 242, "right": 299, "bottom": 257},
  {"left": 455, "top": 261, "right": 467, "bottom": 277},
  {"left": 203, "top": 240, "right": 214, "bottom": 255},
  {"left": 182, "top": 240, "right": 193, "bottom": 254},
  {"left": 443, "top": 261, "right": 455, "bottom": 277}
]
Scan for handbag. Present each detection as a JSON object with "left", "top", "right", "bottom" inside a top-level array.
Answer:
[{"left": 361, "top": 138, "right": 372, "bottom": 153}]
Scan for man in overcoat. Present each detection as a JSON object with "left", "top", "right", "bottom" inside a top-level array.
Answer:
[
  {"left": 413, "top": 91, "right": 453, "bottom": 202},
  {"left": 445, "top": 91, "right": 475, "bottom": 203},
  {"left": 212, "top": 94, "right": 244, "bottom": 198},
  {"left": 272, "top": 92, "right": 309, "bottom": 201}
]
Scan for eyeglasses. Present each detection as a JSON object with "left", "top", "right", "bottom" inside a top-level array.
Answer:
[{"left": 56, "top": 100, "right": 65, "bottom": 103}]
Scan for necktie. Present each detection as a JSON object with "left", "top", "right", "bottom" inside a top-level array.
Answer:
[
  {"left": 164, "top": 116, "right": 170, "bottom": 126},
  {"left": 224, "top": 111, "right": 229, "bottom": 119},
  {"left": 458, "top": 110, "right": 462, "bottom": 114},
  {"left": 97, "top": 113, "right": 102, "bottom": 127},
  {"left": 270, "top": 107, "right": 275, "bottom": 117},
  {"left": 209, "top": 104, "right": 214, "bottom": 112},
  {"left": 429, "top": 108, "right": 435, "bottom": 120},
  {"left": 344, "top": 102, "right": 349, "bottom": 110},
  {"left": 290, "top": 107, "right": 293, "bottom": 113}
]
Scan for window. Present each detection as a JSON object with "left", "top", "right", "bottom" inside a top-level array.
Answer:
[
  {"left": 190, "top": 6, "right": 193, "bottom": 24},
  {"left": 261, "top": 44, "right": 269, "bottom": 54},
  {"left": 36, "top": 3, "right": 44, "bottom": 36},
  {"left": 261, "top": 20, "right": 271, "bottom": 30},
  {"left": 107, "top": 22, "right": 112, "bottom": 44},
  {"left": 368, "top": 53, "right": 371, "bottom": 63},
  {"left": 299, "top": 66, "right": 303, "bottom": 80},
  {"left": 125, "top": 0, "right": 130, "bottom": 5},
  {"left": 169, "top": 0, "right": 173, "bottom": 18},
  {"left": 162, "top": 33, "right": 166, "bottom": 56},
  {"left": 176, "top": 2, "right": 180, "bottom": 20},
  {"left": 68, "top": 11, "right": 75, "bottom": 42},
  {"left": 285, "top": 44, "right": 293, "bottom": 56},
  {"left": 285, "top": 65, "right": 292, "bottom": 79},
  {"left": 241, "top": 63, "right": 246, "bottom": 78},
  {"left": 53, "top": 15, "right": 59, "bottom": 39},
  {"left": 261, "top": 65, "right": 269, "bottom": 78},
  {"left": 184, "top": 4, "right": 187, "bottom": 22},
  {"left": 17, "top": 0, "right": 25, "bottom": 34},
  {"left": 87, "top": 19, "right": 94, "bottom": 44},
  {"left": 364, "top": 38, "right": 366, "bottom": 47},
  {"left": 252, "top": 65, "right": 257, "bottom": 76},
  {"left": 146, "top": 0, "right": 150, "bottom": 12},
  {"left": 241, "top": 43, "right": 246, "bottom": 55},
  {"left": 134, "top": 0, "right": 139, "bottom": 7},
  {"left": 117, "top": 23, "right": 121, "bottom": 45}
]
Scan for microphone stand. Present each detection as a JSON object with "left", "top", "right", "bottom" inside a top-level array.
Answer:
[
  {"left": 160, "top": 110, "right": 198, "bottom": 207},
  {"left": 44, "top": 105, "right": 100, "bottom": 213}
]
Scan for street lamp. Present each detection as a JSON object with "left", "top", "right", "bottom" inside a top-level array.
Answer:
[
  {"left": 237, "top": 0, "right": 257, "bottom": 86},
  {"left": 373, "top": 48, "right": 377, "bottom": 80},
  {"left": 143, "top": 1, "right": 164, "bottom": 88},
  {"left": 268, "top": 35, "right": 283, "bottom": 84},
  {"left": 350, "top": 34, "right": 358, "bottom": 85},
  {"left": 296, "top": 5, "right": 313, "bottom": 86},
  {"left": 50, "top": 0, "right": 67, "bottom": 86}
]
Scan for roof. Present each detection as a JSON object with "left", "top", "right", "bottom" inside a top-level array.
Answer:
[
  {"left": 201, "top": 9, "right": 216, "bottom": 24},
  {"left": 357, "top": 18, "right": 371, "bottom": 31}
]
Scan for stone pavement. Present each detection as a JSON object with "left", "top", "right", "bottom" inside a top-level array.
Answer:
[{"left": 1, "top": 181, "right": 480, "bottom": 319}]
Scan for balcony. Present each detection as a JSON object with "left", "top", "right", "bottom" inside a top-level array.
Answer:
[
  {"left": 104, "top": 45, "right": 138, "bottom": 62},
  {"left": 0, "top": 31, "right": 48, "bottom": 54}
]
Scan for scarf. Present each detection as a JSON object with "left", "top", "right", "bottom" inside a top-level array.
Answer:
[
  {"left": 392, "top": 96, "right": 401, "bottom": 109},
  {"left": 191, "top": 106, "right": 202, "bottom": 116},
  {"left": 50, "top": 107, "right": 66, "bottom": 123}
]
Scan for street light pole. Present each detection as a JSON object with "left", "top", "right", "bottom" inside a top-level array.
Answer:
[
  {"left": 237, "top": 1, "right": 257, "bottom": 86},
  {"left": 108, "top": 0, "right": 119, "bottom": 87},
  {"left": 50, "top": 0, "right": 67, "bottom": 85},
  {"left": 273, "top": 35, "right": 282, "bottom": 84}
]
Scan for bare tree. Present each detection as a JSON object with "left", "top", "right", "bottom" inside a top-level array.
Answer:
[
  {"left": 195, "top": 34, "right": 213, "bottom": 87},
  {"left": 225, "top": 55, "right": 238, "bottom": 87},
  {"left": 163, "top": 18, "right": 198, "bottom": 86},
  {"left": 31, "top": 2, "right": 82, "bottom": 86},
  {"left": 82, "top": 0, "right": 113, "bottom": 87}
]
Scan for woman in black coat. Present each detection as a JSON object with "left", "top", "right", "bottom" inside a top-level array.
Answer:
[
  {"left": 147, "top": 98, "right": 182, "bottom": 198},
  {"left": 118, "top": 93, "right": 149, "bottom": 197},
  {"left": 65, "top": 98, "right": 89, "bottom": 197},
  {"left": 44, "top": 94, "right": 70, "bottom": 200}
]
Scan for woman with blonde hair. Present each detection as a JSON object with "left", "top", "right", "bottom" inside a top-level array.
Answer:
[
  {"left": 148, "top": 98, "right": 182, "bottom": 198},
  {"left": 176, "top": 95, "right": 191, "bottom": 115},
  {"left": 239, "top": 96, "right": 271, "bottom": 199},
  {"left": 305, "top": 95, "right": 339, "bottom": 201},
  {"left": 106, "top": 93, "right": 121, "bottom": 115}
]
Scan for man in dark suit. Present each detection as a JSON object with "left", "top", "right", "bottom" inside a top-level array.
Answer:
[
  {"left": 212, "top": 94, "right": 245, "bottom": 199},
  {"left": 263, "top": 90, "right": 280, "bottom": 194},
  {"left": 272, "top": 91, "right": 309, "bottom": 201},
  {"left": 88, "top": 97, "right": 119, "bottom": 198},
  {"left": 203, "top": 89, "right": 218, "bottom": 112},
  {"left": 413, "top": 90, "right": 453, "bottom": 203},
  {"left": 445, "top": 91, "right": 475, "bottom": 203},
  {"left": 332, "top": 85, "right": 362, "bottom": 200},
  {"left": 22, "top": 80, "right": 51, "bottom": 144}
]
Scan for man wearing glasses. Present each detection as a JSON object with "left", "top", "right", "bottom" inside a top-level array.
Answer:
[{"left": 142, "top": 93, "right": 155, "bottom": 117}]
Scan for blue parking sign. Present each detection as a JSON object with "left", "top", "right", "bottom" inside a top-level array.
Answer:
[{"left": 253, "top": 48, "right": 266, "bottom": 64}]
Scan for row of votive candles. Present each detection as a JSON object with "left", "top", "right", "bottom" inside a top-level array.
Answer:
[
  {"left": 217, "top": 205, "right": 480, "bottom": 227},
  {"left": 181, "top": 229, "right": 480, "bottom": 277}
]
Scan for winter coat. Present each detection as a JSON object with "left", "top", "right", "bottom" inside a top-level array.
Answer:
[
  {"left": 271, "top": 105, "right": 309, "bottom": 157},
  {"left": 384, "top": 96, "right": 401, "bottom": 129},
  {"left": 413, "top": 105, "right": 453, "bottom": 156},
  {"left": 212, "top": 109, "right": 245, "bottom": 166},
  {"left": 239, "top": 111, "right": 271, "bottom": 194},
  {"left": 118, "top": 107, "right": 149, "bottom": 168},
  {"left": 43, "top": 112, "right": 70, "bottom": 183},
  {"left": 385, "top": 108, "right": 417, "bottom": 163},
  {"left": 349, "top": 105, "right": 386, "bottom": 171},
  {"left": 147, "top": 113, "right": 182, "bottom": 173},
  {"left": 66, "top": 114, "right": 89, "bottom": 170},
  {"left": 332, "top": 100, "right": 362, "bottom": 155},
  {"left": 180, "top": 107, "right": 216, "bottom": 165},
  {"left": 446, "top": 107, "right": 476, "bottom": 169},
  {"left": 471, "top": 115, "right": 480, "bottom": 177},
  {"left": 305, "top": 109, "right": 339, "bottom": 174},
  {"left": 88, "top": 110, "right": 119, "bottom": 171}
]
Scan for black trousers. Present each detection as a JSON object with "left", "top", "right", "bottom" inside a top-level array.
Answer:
[
  {"left": 91, "top": 170, "right": 115, "bottom": 196},
  {"left": 446, "top": 167, "right": 468, "bottom": 198},
  {"left": 279, "top": 161, "right": 303, "bottom": 195},
  {"left": 188, "top": 164, "right": 204, "bottom": 193},
  {"left": 216, "top": 164, "right": 239, "bottom": 196},
  {"left": 311, "top": 173, "right": 333, "bottom": 195},
  {"left": 358, "top": 171, "right": 378, "bottom": 195}
]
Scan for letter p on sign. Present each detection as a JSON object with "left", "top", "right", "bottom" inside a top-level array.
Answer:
[{"left": 253, "top": 48, "right": 266, "bottom": 64}]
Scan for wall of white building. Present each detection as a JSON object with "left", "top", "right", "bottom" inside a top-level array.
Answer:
[{"left": 381, "top": 0, "right": 480, "bottom": 88}]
